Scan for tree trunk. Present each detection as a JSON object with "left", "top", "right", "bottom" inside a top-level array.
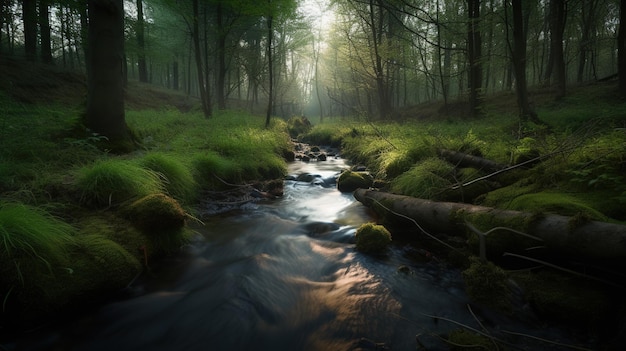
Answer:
[
  {"left": 192, "top": 0, "right": 211, "bottom": 118},
  {"left": 354, "top": 189, "right": 626, "bottom": 265},
  {"left": 85, "top": 0, "right": 128, "bottom": 142},
  {"left": 548, "top": 0, "right": 566, "bottom": 98},
  {"left": 619, "top": 0, "right": 626, "bottom": 96},
  {"left": 509, "top": 0, "right": 538, "bottom": 122},
  {"left": 265, "top": 13, "right": 273, "bottom": 128},
  {"left": 216, "top": 1, "right": 226, "bottom": 110},
  {"left": 467, "top": 0, "right": 483, "bottom": 117},
  {"left": 136, "top": 0, "right": 148, "bottom": 83},
  {"left": 22, "top": 0, "right": 37, "bottom": 60},
  {"left": 39, "top": 0, "right": 52, "bottom": 64}
]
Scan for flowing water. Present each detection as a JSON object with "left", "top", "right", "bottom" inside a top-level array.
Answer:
[{"left": 6, "top": 155, "right": 594, "bottom": 351}]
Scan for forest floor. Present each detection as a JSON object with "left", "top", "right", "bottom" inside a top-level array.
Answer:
[{"left": 2, "top": 56, "right": 626, "bottom": 348}]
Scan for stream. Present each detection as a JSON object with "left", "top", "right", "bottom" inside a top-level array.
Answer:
[{"left": 6, "top": 154, "right": 595, "bottom": 350}]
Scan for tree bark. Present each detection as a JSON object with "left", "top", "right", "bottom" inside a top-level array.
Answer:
[
  {"left": 85, "top": 0, "right": 128, "bottom": 141},
  {"left": 354, "top": 189, "right": 626, "bottom": 265},
  {"left": 216, "top": 1, "right": 226, "bottom": 110}
]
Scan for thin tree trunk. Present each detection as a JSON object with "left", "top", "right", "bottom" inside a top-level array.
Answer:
[
  {"left": 619, "top": 0, "right": 626, "bottom": 96},
  {"left": 39, "top": 0, "right": 52, "bottom": 64},
  {"left": 216, "top": 1, "right": 226, "bottom": 110},
  {"left": 192, "top": 0, "right": 211, "bottom": 118},
  {"left": 136, "top": 0, "right": 148, "bottom": 82},
  {"left": 468, "top": 0, "right": 483, "bottom": 117},
  {"left": 265, "top": 13, "right": 273, "bottom": 128}
]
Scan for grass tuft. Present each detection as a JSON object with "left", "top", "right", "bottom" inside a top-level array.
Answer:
[
  {"left": 139, "top": 153, "right": 198, "bottom": 203},
  {"left": 0, "top": 203, "right": 78, "bottom": 279},
  {"left": 76, "top": 159, "right": 164, "bottom": 207}
]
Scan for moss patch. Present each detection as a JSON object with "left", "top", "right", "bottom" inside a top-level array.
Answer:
[
  {"left": 125, "top": 193, "right": 189, "bottom": 255},
  {"left": 462, "top": 257, "right": 512, "bottom": 313},
  {"left": 390, "top": 157, "right": 454, "bottom": 200},
  {"left": 337, "top": 170, "right": 373, "bottom": 193},
  {"left": 355, "top": 223, "right": 392, "bottom": 254}
]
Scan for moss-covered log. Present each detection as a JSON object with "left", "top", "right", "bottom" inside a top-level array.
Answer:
[{"left": 354, "top": 188, "right": 626, "bottom": 264}]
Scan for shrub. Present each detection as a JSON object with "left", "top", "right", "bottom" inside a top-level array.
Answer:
[
  {"left": 286, "top": 116, "right": 312, "bottom": 138},
  {"left": 355, "top": 223, "right": 392, "bottom": 254},
  {"left": 76, "top": 159, "right": 163, "bottom": 207}
]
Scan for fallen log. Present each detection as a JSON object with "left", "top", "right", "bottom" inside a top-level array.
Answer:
[
  {"left": 437, "top": 149, "right": 507, "bottom": 173},
  {"left": 354, "top": 188, "right": 626, "bottom": 264}
]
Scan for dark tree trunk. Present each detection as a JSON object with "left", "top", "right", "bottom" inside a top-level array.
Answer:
[
  {"left": 22, "top": 0, "right": 37, "bottom": 60},
  {"left": 510, "top": 0, "right": 537, "bottom": 122},
  {"left": 619, "top": 0, "right": 626, "bottom": 96},
  {"left": 85, "top": 0, "right": 128, "bottom": 142},
  {"left": 547, "top": 0, "right": 566, "bottom": 98},
  {"left": 192, "top": 0, "right": 211, "bottom": 118},
  {"left": 136, "top": 0, "right": 148, "bottom": 82},
  {"left": 39, "top": 0, "right": 52, "bottom": 63},
  {"left": 467, "top": 0, "right": 483, "bottom": 117}
]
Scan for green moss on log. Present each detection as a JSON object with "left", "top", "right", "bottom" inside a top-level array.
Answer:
[{"left": 337, "top": 170, "right": 373, "bottom": 193}]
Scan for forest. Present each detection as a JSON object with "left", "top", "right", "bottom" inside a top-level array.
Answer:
[
  {"left": 2, "top": 0, "right": 626, "bottom": 123},
  {"left": 2, "top": 0, "right": 626, "bottom": 350}
]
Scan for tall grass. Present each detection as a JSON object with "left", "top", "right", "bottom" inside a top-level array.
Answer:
[
  {"left": 0, "top": 203, "right": 78, "bottom": 277},
  {"left": 76, "top": 159, "right": 164, "bottom": 207},
  {"left": 139, "top": 152, "right": 198, "bottom": 203}
]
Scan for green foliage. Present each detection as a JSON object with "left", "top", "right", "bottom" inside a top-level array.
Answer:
[
  {"left": 0, "top": 203, "right": 77, "bottom": 271},
  {"left": 139, "top": 153, "right": 198, "bottom": 203},
  {"left": 355, "top": 223, "right": 392, "bottom": 254},
  {"left": 390, "top": 158, "right": 455, "bottom": 199},
  {"left": 76, "top": 159, "right": 164, "bottom": 207},
  {"left": 191, "top": 152, "right": 239, "bottom": 189}
]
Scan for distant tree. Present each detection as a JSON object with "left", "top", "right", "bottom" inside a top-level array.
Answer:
[
  {"left": 619, "top": 0, "right": 626, "bottom": 96},
  {"left": 22, "top": 0, "right": 37, "bottom": 60},
  {"left": 192, "top": 0, "right": 212, "bottom": 117},
  {"left": 544, "top": 0, "right": 566, "bottom": 98},
  {"left": 39, "top": 0, "right": 52, "bottom": 63},
  {"left": 467, "top": 0, "right": 483, "bottom": 116},
  {"left": 136, "top": 0, "right": 148, "bottom": 82},
  {"left": 85, "top": 0, "right": 130, "bottom": 143},
  {"left": 508, "top": 0, "right": 538, "bottom": 122}
]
